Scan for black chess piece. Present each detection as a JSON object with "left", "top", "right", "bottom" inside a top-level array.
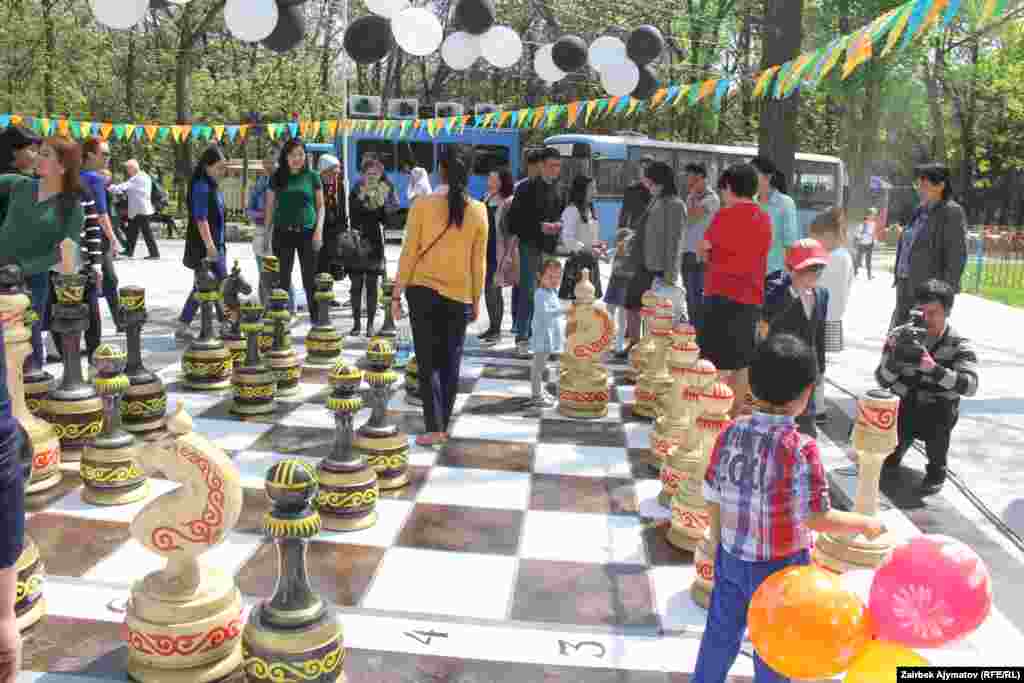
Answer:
[
  {"left": 232, "top": 300, "right": 277, "bottom": 416},
  {"left": 20, "top": 308, "right": 53, "bottom": 419},
  {"left": 221, "top": 260, "right": 253, "bottom": 369},
  {"left": 305, "top": 273, "right": 343, "bottom": 368},
  {"left": 119, "top": 287, "right": 167, "bottom": 434},
  {"left": 353, "top": 338, "right": 409, "bottom": 490},
  {"left": 258, "top": 256, "right": 281, "bottom": 354},
  {"left": 81, "top": 344, "right": 148, "bottom": 506},
  {"left": 41, "top": 272, "right": 103, "bottom": 462},
  {"left": 243, "top": 459, "right": 345, "bottom": 683},
  {"left": 183, "top": 258, "right": 233, "bottom": 390},
  {"left": 266, "top": 289, "right": 302, "bottom": 397},
  {"left": 377, "top": 278, "right": 396, "bottom": 338},
  {"left": 316, "top": 363, "right": 378, "bottom": 531}
]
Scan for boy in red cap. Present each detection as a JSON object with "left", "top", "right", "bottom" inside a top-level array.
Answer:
[{"left": 759, "top": 238, "right": 830, "bottom": 436}]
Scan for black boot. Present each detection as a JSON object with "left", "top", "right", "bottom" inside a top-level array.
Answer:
[
  {"left": 365, "top": 300, "right": 377, "bottom": 338},
  {"left": 350, "top": 299, "right": 362, "bottom": 336},
  {"left": 919, "top": 466, "right": 946, "bottom": 495}
]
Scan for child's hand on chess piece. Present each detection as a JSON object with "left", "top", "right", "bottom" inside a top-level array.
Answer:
[
  {"left": 862, "top": 518, "right": 887, "bottom": 541},
  {"left": 0, "top": 617, "right": 22, "bottom": 683}
]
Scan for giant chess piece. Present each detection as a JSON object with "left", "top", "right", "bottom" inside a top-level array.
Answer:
[
  {"left": 1, "top": 323, "right": 47, "bottom": 632},
  {"left": 305, "top": 274, "right": 344, "bottom": 368},
  {"left": 125, "top": 404, "right": 246, "bottom": 682},
  {"left": 667, "top": 380, "right": 733, "bottom": 553},
  {"left": 316, "top": 362, "right": 379, "bottom": 531},
  {"left": 404, "top": 355, "right": 421, "bottom": 406},
  {"left": 558, "top": 271, "right": 615, "bottom": 419},
  {"left": 120, "top": 287, "right": 167, "bottom": 435},
  {"left": 813, "top": 390, "right": 899, "bottom": 573},
  {"left": 647, "top": 324, "right": 698, "bottom": 473},
  {"left": 80, "top": 345, "right": 149, "bottom": 505},
  {"left": 354, "top": 339, "right": 409, "bottom": 490},
  {"left": 41, "top": 272, "right": 103, "bottom": 462},
  {"left": 657, "top": 355, "right": 718, "bottom": 497},
  {"left": 625, "top": 290, "right": 659, "bottom": 385},
  {"left": 632, "top": 296, "right": 675, "bottom": 419},
  {"left": 0, "top": 270, "right": 62, "bottom": 494},
  {"left": 258, "top": 256, "right": 282, "bottom": 354},
  {"left": 220, "top": 260, "right": 253, "bottom": 369},
  {"left": 183, "top": 259, "right": 233, "bottom": 390},
  {"left": 377, "top": 278, "right": 397, "bottom": 338},
  {"left": 231, "top": 301, "right": 278, "bottom": 416},
  {"left": 21, "top": 308, "right": 53, "bottom": 419},
  {"left": 266, "top": 289, "right": 303, "bottom": 397},
  {"left": 243, "top": 459, "right": 346, "bottom": 683}
]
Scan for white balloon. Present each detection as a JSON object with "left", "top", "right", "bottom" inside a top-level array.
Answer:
[
  {"left": 91, "top": 0, "right": 150, "bottom": 30},
  {"left": 480, "top": 25, "right": 522, "bottom": 69},
  {"left": 224, "top": 0, "right": 278, "bottom": 43},
  {"left": 366, "top": 0, "right": 409, "bottom": 19},
  {"left": 600, "top": 61, "right": 639, "bottom": 97},
  {"left": 589, "top": 35, "right": 627, "bottom": 71},
  {"left": 441, "top": 31, "right": 481, "bottom": 70},
  {"left": 393, "top": 7, "right": 443, "bottom": 57},
  {"left": 534, "top": 44, "right": 565, "bottom": 83}
]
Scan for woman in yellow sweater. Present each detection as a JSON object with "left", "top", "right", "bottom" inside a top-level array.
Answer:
[{"left": 391, "top": 146, "right": 488, "bottom": 447}]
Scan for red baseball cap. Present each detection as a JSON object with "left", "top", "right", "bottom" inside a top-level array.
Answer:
[{"left": 785, "top": 238, "right": 829, "bottom": 272}]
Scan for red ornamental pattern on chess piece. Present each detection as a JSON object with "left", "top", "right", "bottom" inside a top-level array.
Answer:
[
  {"left": 858, "top": 402, "right": 897, "bottom": 430},
  {"left": 672, "top": 508, "right": 709, "bottom": 531},
  {"left": 696, "top": 558, "right": 714, "bottom": 581},
  {"left": 572, "top": 309, "right": 614, "bottom": 359},
  {"left": 558, "top": 390, "right": 610, "bottom": 404},
  {"left": 33, "top": 445, "right": 59, "bottom": 473},
  {"left": 127, "top": 612, "right": 243, "bottom": 657},
  {"left": 150, "top": 447, "right": 226, "bottom": 551}
]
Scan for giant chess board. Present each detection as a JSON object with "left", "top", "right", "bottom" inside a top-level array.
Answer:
[{"left": 17, "top": 336, "right": 1024, "bottom": 682}]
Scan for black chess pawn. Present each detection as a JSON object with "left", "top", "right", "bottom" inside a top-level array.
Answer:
[
  {"left": 183, "top": 258, "right": 233, "bottom": 390},
  {"left": 232, "top": 300, "right": 277, "bottom": 416},
  {"left": 258, "top": 256, "right": 282, "bottom": 354},
  {"left": 305, "top": 273, "right": 343, "bottom": 368},
  {"left": 81, "top": 344, "right": 149, "bottom": 505},
  {"left": 377, "top": 278, "right": 396, "bottom": 338},
  {"left": 221, "top": 260, "right": 253, "bottom": 369},
  {"left": 119, "top": 287, "right": 167, "bottom": 435},
  {"left": 41, "top": 272, "right": 103, "bottom": 462},
  {"left": 316, "top": 363, "right": 378, "bottom": 531},
  {"left": 243, "top": 459, "right": 345, "bottom": 683},
  {"left": 266, "top": 288, "right": 302, "bottom": 397},
  {"left": 20, "top": 305, "right": 53, "bottom": 419},
  {"left": 354, "top": 338, "right": 409, "bottom": 490}
]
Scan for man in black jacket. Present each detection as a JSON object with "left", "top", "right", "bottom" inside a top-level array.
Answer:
[{"left": 509, "top": 147, "right": 564, "bottom": 351}]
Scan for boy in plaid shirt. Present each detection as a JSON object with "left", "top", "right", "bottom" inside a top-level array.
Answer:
[{"left": 693, "top": 334, "right": 885, "bottom": 683}]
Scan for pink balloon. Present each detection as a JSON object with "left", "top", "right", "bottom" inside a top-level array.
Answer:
[{"left": 869, "top": 535, "right": 992, "bottom": 648}]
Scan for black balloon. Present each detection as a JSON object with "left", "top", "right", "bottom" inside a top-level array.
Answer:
[
  {"left": 344, "top": 15, "right": 392, "bottom": 64},
  {"left": 552, "top": 35, "right": 587, "bottom": 73},
  {"left": 262, "top": 2, "right": 306, "bottom": 54},
  {"left": 631, "top": 64, "right": 658, "bottom": 100},
  {"left": 454, "top": 0, "right": 495, "bottom": 36},
  {"left": 626, "top": 25, "right": 664, "bottom": 65}
]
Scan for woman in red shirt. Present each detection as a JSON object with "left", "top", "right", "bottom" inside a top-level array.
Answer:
[{"left": 697, "top": 163, "right": 772, "bottom": 416}]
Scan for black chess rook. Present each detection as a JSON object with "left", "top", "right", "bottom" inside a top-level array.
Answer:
[
  {"left": 119, "top": 287, "right": 167, "bottom": 434},
  {"left": 231, "top": 300, "right": 277, "bottom": 416},
  {"left": 183, "top": 258, "right": 233, "bottom": 390}
]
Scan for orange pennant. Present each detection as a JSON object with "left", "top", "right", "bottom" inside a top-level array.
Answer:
[
  {"left": 57, "top": 119, "right": 70, "bottom": 136},
  {"left": 650, "top": 89, "right": 669, "bottom": 108},
  {"left": 144, "top": 125, "right": 158, "bottom": 141},
  {"left": 100, "top": 122, "right": 113, "bottom": 140}
]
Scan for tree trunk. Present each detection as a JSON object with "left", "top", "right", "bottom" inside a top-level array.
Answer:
[
  {"left": 923, "top": 48, "right": 947, "bottom": 165},
  {"left": 42, "top": 0, "right": 56, "bottom": 116},
  {"left": 739, "top": 10, "right": 754, "bottom": 142},
  {"left": 758, "top": 0, "right": 803, "bottom": 184}
]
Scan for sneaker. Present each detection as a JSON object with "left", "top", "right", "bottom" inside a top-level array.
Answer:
[
  {"left": 919, "top": 468, "right": 946, "bottom": 495},
  {"left": 529, "top": 394, "right": 556, "bottom": 409},
  {"left": 516, "top": 340, "right": 530, "bottom": 356},
  {"left": 174, "top": 322, "right": 194, "bottom": 341}
]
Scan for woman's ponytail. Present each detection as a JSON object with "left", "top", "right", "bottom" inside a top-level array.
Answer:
[{"left": 442, "top": 146, "right": 469, "bottom": 228}]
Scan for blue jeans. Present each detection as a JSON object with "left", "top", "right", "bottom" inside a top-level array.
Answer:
[
  {"left": 25, "top": 272, "right": 49, "bottom": 369},
  {"left": 693, "top": 545, "right": 810, "bottom": 683},
  {"left": 514, "top": 241, "right": 542, "bottom": 342},
  {"left": 179, "top": 254, "right": 227, "bottom": 325},
  {"left": 683, "top": 257, "right": 704, "bottom": 332}
]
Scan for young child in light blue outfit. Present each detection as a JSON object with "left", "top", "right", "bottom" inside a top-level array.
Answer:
[{"left": 530, "top": 259, "right": 566, "bottom": 408}]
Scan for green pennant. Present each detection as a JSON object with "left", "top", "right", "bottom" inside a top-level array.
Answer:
[
  {"left": 772, "top": 61, "right": 795, "bottom": 99},
  {"left": 595, "top": 99, "right": 609, "bottom": 116},
  {"left": 113, "top": 123, "right": 126, "bottom": 140},
  {"left": 157, "top": 127, "right": 169, "bottom": 142}
]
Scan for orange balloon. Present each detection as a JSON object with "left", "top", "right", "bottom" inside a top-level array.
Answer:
[
  {"left": 748, "top": 565, "right": 874, "bottom": 680},
  {"left": 844, "top": 640, "right": 930, "bottom": 683}
]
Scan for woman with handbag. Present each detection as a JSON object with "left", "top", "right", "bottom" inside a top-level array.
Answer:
[
  {"left": 558, "top": 175, "right": 604, "bottom": 301},
  {"left": 391, "top": 145, "right": 488, "bottom": 447},
  {"left": 345, "top": 156, "right": 394, "bottom": 336},
  {"left": 265, "top": 139, "right": 325, "bottom": 324},
  {"left": 480, "top": 169, "right": 515, "bottom": 343}
]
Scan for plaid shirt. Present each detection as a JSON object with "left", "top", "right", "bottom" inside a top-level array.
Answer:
[{"left": 703, "top": 412, "right": 831, "bottom": 562}]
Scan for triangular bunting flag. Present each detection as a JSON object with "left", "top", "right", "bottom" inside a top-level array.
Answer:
[
  {"left": 532, "top": 107, "right": 545, "bottom": 128},
  {"left": 981, "top": 0, "right": 1008, "bottom": 22},
  {"left": 156, "top": 127, "right": 169, "bottom": 143},
  {"left": 650, "top": 89, "right": 669, "bottom": 109},
  {"left": 38, "top": 118, "right": 51, "bottom": 136},
  {"left": 842, "top": 27, "right": 873, "bottom": 79},
  {"left": 112, "top": 123, "right": 126, "bottom": 140},
  {"left": 783, "top": 54, "right": 814, "bottom": 95},
  {"left": 614, "top": 97, "right": 630, "bottom": 113},
  {"left": 674, "top": 85, "right": 691, "bottom": 108},
  {"left": 697, "top": 78, "right": 718, "bottom": 102},
  {"left": 79, "top": 121, "right": 92, "bottom": 138},
  {"left": 818, "top": 35, "right": 850, "bottom": 81},
  {"left": 7, "top": 115, "right": 19, "bottom": 126},
  {"left": 882, "top": 4, "right": 914, "bottom": 57},
  {"left": 288, "top": 122, "right": 299, "bottom": 138},
  {"left": 712, "top": 79, "right": 731, "bottom": 109},
  {"left": 625, "top": 98, "right": 639, "bottom": 116},
  {"left": 213, "top": 125, "right": 225, "bottom": 141},
  {"left": 567, "top": 102, "right": 580, "bottom": 127},
  {"left": 225, "top": 125, "right": 237, "bottom": 142},
  {"left": 124, "top": 124, "right": 136, "bottom": 140},
  {"left": 584, "top": 100, "right": 597, "bottom": 125},
  {"left": 901, "top": 0, "right": 933, "bottom": 49},
  {"left": 498, "top": 111, "right": 511, "bottom": 127},
  {"left": 57, "top": 119, "right": 70, "bottom": 137},
  {"left": 0, "top": 115, "right": 10, "bottom": 129},
  {"left": 665, "top": 85, "right": 681, "bottom": 105},
  {"left": 100, "top": 122, "right": 113, "bottom": 140},
  {"left": 144, "top": 125, "right": 158, "bottom": 142},
  {"left": 941, "top": 0, "right": 963, "bottom": 30},
  {"left": 327, "top": 120, "right": 339, "bottom": 137}
]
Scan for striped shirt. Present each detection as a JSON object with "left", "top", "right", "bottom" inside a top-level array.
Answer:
[
  {"left": 80, "top": 192, "right": 103, "bottom": 271},
  {"left": 703, "top": 412, "right": 831, "bottom": 562},
  {"left": 875, "top": 323, "right": 979, "bottom": 404}
]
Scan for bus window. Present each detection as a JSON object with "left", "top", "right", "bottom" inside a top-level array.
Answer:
[
  {"left": 557, "top": 155, "right": 589, "bottom": 196},
  {"left": 675, "top": 151, "right": 715, "bottom": 193},
  {"left": 594, "top": 159, "right": 626, "bottom": 196},
  {"left": 627, "top": 146, "right": 672, "bottom": 185},
  {"left": 793, "top": 161, "right": 838, "bottom": 207},
  {"left": 473, "top": 145, "right": 511, "bottom": 175},
  {"left": 356, "top": 140, "right": 396, "bottom": 172},
  {"left": 397, "top": 142, "right": 434, "bottom": 173}
]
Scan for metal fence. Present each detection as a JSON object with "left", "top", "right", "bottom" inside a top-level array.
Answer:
[{"left": 962, "top": 228, "right": 1024, "bottom": 293}]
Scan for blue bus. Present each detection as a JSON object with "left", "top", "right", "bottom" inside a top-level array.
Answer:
[
  {"left": 307, "top": 127, "right": 521, "bottom": 238},
  {"left": 544, "top": 132, "right": 848, "bottom": 243}
]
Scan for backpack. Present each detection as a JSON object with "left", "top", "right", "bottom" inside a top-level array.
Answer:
[{"left": 151, "top": 178, "right": 169, "bottom": 212}]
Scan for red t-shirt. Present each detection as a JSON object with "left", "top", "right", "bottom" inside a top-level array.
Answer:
[{"left": 703, "top": 202, "right": 773, "bottom": 305}]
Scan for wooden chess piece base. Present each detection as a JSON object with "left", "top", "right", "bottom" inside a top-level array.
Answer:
[
  {"left": 23, "top": 417, "right": 61, "bottom": 494},
  {"left": 690, "top": 532, "right": 714, "bottom": 609},
  {"left": 243, "top": 605, "right": 346, "bottom": 683},
  {"left": 126, "top": 568, "right": 245, "bottom": 683},
  {"left": 304, "top": 328, "right": 343, "bottom": 368},
  {"left": 231, "top": 366, "right": 277, "bottom": 416},
  {"left": 41, "top": 395, "right": 103, "bottom": 463},
  {"left": 557, "top": 388, "right": 610, "bottom": 420},
  {"left": 666, "top": 502, "right": 707, "bottom": 553},
  {"left": 266, "top": 349, "right": 301, "bottom": 398},
  {"left": 14, "top": 538, "right": 45, "bottom": 632},
  {"left": 81, "top": 438, "right": 149, "bottom": 506},
  {"left": 223, "top": 336, "right": 247, "bottom": 371},
  {"left": 23, "top": 372, "right": 51, "bottom": 418},
  {"left": 812, "top": 531, "right": 895, "bottom": 574},
  {"left": 123, "top": 377, "right": 168, "bottom": 435},
  {"left": 316, "top": 462, "right": 379, "bottom": 532},
  {"left": 355, "top": 430, "right": 409, "bottom": 490},
  {"left": 182, "top": 346, "right": 233, "bottom": 391},
  {"left": 632, "top": 375, "right": 672, "bottom": 419}
]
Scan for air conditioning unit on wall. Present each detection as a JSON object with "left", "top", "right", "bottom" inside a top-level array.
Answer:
[
  {"left": 388, "top": 99, "right": 419, "bottom": 119},
  {"left": 348, "top": 95, "right": 382, "bottom": 118},
  {"left": 434, "top": 102, "right": 464, "bottom": 118}
]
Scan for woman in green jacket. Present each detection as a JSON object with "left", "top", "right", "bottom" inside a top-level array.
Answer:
[{"left": 0, "top": 135, "right": 84, "bottom": 367}]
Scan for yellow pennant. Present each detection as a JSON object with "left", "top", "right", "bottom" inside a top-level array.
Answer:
[
  {"left": 79, "top": 121, "right": 92, "bottom": 138},
  {"left": 650, "top": 88, "right": 668, "bottom": 108},
  {"left": 9, "top": 115, "right": 21, "bottom": 126},
  {"left": 327, "top": 120, "right": 338, "bottom": 137},
  {"left": 585, "top": 99, "right": 597, "bottom": 124},
  {"left": 213, "top": 125, "right": 225, "bottom": 141},
  {"left": 674, "top": 85, "right": 692, "bottom": 107},
  {"left": 238, "top": 124, "right": 249, "bottom": 140},
  {"left": 532, "top": 107, "right": 545, "bottom": 128},
  {"left": 125, "top": 124, "right": 137, "bottom": 140},
  {"left": 100, "top": 122, "right": 113, "bottom": 140},
  {"left": 39, "top": 118, "right": 51, "bottom": 135},
  {"left": 626, "top": 98, "right": 639, "bottom": 116},
  {"left": 819, "top": 36, "right": 848, "bottom": 80}
]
